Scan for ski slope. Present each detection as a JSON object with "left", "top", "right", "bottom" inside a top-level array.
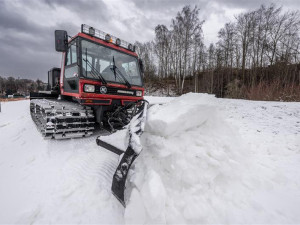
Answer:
[{"left": 0, "top": 94, "right": 299, "bottom": 224}]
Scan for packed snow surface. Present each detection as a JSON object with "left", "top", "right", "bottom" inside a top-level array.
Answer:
[
  {"left": 0, "top": 100, "right": 123, "bottom": 224},
  {"left": 0, "top": 95, "right": 299, "bottom": 224}
]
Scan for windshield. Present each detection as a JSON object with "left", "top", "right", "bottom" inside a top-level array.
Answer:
[{"left": 81, "top": 39, "right": 142, "bottom": 86}]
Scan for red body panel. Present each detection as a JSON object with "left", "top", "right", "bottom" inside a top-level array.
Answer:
[{"left": 60, "top": 33, "right": 144, "bottom": 106}]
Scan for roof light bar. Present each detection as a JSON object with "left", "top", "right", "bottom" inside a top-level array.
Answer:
[{"left": 81, "top": 24, "right": 135, "bottom": 52}]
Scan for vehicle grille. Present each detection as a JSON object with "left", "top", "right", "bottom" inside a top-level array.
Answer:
[{"left": 95, "top": 86, "right": 136, "bottom": 96}]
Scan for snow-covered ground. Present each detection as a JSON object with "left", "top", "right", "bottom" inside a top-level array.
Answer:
[
  {"left": 0, "top": 100, "right": 124, "bottom": 224},
  {"left": 0, "top": 95, "right": 299, "bottom": 224}
]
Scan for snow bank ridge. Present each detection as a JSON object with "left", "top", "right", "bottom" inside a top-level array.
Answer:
[
  {"left": 146, "top": 93, "right": 217, "bottom": 137},
  {"left": 125, "top": 93, "right": 247, "bottom": 224}
]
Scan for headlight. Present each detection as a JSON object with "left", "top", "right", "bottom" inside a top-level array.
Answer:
[
  {"left": 136, "top": 91, "right": 142, "bottom": 97},
  {"left": 84, "top": 84, "right": 95, "bottom": 92}
]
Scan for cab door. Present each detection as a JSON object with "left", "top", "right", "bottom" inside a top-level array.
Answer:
[{"left": 63, "top": 41, "right": 79, "bottom": 93}]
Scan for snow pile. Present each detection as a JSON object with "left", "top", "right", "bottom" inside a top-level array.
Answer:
[{"left": 125, "top": 93, "right": 249, "bottom": 224}]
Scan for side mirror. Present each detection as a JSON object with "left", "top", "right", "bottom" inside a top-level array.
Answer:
[
  {"left": 55, "top": 30, "right": 68, "bottom": 52},
  {"left": 138, "top": 59, "right": 144, "bottom": 74}
]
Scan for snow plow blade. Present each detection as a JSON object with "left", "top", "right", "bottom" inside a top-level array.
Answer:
[
  {"left": 96, "top": 100, "right": 149, "bottom": 207},
  {"left": 111, "top": 146, "right": 138, "bottom": 207},
  {"left": 96, "top": 139, "right": 123, "bottom": 155}
]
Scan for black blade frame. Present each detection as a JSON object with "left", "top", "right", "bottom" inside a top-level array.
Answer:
[{"left": 96, "top": 100, "right": 148, "bottom": 207}]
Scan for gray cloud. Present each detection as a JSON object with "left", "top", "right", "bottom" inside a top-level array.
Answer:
[
  {"left": 0, "top": 1, "right": 42, "bottom": 33},
  {"left": 42, "top": 0, "right": 110, "bottom": 24},
  {"left": 132, "top": 0, "right": 202, "bottom": 11}
]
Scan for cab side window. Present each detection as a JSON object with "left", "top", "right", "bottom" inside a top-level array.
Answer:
[
  {"left": 64, "top": 42, "right": 79, "bottom": 92},
  {"left": 65, "top": 45, "right": 78, "bottom": 78}
]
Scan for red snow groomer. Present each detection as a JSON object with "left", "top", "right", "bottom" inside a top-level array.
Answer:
[
  {"left": 30, "top": 24, "right": 146, "bottom": 139},
  {"left": 30, "top": 25, "right": 149, "bottom": 206}
]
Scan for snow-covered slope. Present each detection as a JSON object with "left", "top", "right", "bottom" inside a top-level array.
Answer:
[{"left": 0, "top": 95, "right": 299, "bottom": 224}]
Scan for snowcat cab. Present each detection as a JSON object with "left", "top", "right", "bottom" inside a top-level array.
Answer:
[{"left": 57, "top": 24, "right": 145, "bottom": 124}]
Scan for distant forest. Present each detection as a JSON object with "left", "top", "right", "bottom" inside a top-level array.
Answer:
[
  {"left": 135, "top": 4, "right": 300, "bottom": 101},
  {"left": 0, "top": 76, "right": 45, "bottom": 96}
]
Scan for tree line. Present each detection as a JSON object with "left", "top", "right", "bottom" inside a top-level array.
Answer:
[
  {"left": 0, "top": 76, "right": 45, "bottom": 96},
  {"left": 136, "top": 4, "right": 300, "bottom": 101}
]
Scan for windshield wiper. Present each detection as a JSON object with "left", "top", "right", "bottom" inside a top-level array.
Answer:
[
  {"left": 83, "top": 58, "right": 107, "bottom": 84},
  {"left": 83, "top": 48, "right": 107, "bottom": 84},
  {"left": 112, "top": 56, "right": 131, "bottom": 88}
]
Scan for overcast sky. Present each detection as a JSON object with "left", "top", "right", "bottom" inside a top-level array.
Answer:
[{"left": 0, "top": 0, "right": 299, "bottom": 81}]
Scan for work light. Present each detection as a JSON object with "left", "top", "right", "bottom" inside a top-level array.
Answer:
[
  {"left": 105, "top": 34, "right": 112, "bottom": 42},
  {"left": 89, "top": 27, "right": 95, "bottom": 36},
  {"left": 128, "top": 44, "right": 133, "bottom": 51},
  {"left": 116, "top": 38, "right": 121, "bottom": 46}
]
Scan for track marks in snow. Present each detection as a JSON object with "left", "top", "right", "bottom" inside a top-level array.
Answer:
[
  {"left": 0, "top": 101, "right": 124, "bottom": 224},
  {"left": 67, "top": 149, "right": 118, "bottom": 189},
  {"left": 0, "top": 123, "right": 9, "bottom": 128}
]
